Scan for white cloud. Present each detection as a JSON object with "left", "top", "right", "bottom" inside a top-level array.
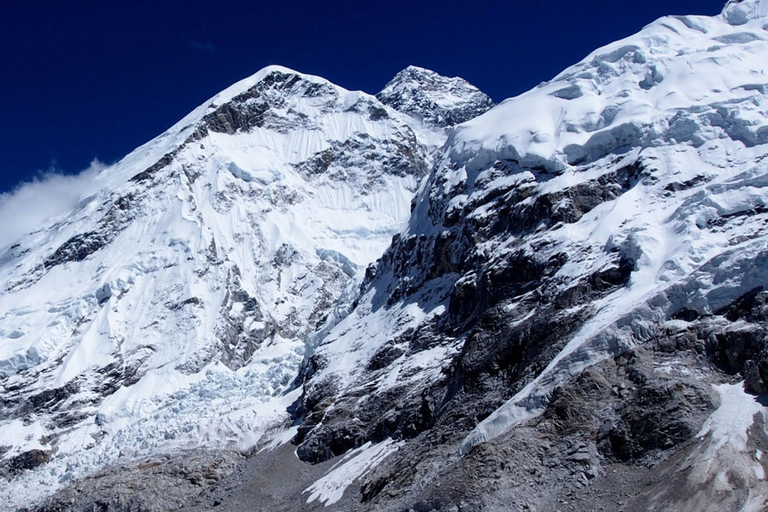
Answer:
[{"left": 0, "top": 159, "right": 107, "bottom": 252}]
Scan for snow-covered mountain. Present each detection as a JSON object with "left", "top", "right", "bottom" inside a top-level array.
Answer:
[
  {"left": 5, "top": 1, "right": 768, "bottom": 511},
  {"left": 0, "top": 65, "right": 468, "bottom": 510}
]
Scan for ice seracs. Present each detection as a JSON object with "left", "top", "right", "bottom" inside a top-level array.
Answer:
[{"left": 723, "top": 0, "right": 768, "bottom": 25}]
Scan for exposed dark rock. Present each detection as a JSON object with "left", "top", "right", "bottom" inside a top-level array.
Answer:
[
  {"left": 202, "top": 100, "right": 270, "bottom": 135},
  {"left": 93, "top": 361, "right": 143, "bottom": 397},
  {"left": 664, "top": 174, "right": 710, "bottom": 192},
  {"left": 129, "top": 150, "right": 180, "bottom": 183},
  {"left": 5, "top": 449, "right": 50, "bottom": 476},
  {"left": 366, "top": 341, "right": 408, "bottom": 372},
  {"left": 22, "top": 381, "right": 80, "bottom": 415},
  {"left": 43, "top": 231, "right": 109, "bottom": 269},
  {"left": 165, "top": 296, "right": 202, "bottom": 310},
  {"left": 293, "top": 133, "right": 428, "bottom": 182},
  {"left": 717, "top": 286, "right": 768, "bottom": 322},
  {"left": 671, "top": 307, "right": 701, "bottom": 322},
  {"left": 345, "top": 341, "right": 723, "bottom": 512},
  {"left": 43, "top": 193, "right": 139, "bottom": 270},
  {"left": 296, "top": 422, "right": 366, "bottom": 464},
  {"left": 197, "top": 70, "right": 337, "bottom": 138},
  {"left": 368, "top": 105, "right": 389, "bottom": 121},
  {"left": 214, "top": 268, "right": 274, "bottom": 371},
  {"left": 596, "top": 375, "right": 715, "bottom": 461},
  {"left": 462, "top": 160, "right": 646, "bottom": 240}
]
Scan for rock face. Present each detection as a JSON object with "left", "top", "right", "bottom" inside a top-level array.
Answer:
[
  {"left": 5, "top": 2, "right": 768, "bottom": 511},
  {"left": 377, "top": 65, "right": 494, "bottom": 127}
]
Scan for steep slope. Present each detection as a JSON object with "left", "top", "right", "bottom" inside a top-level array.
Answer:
[
  {"left": 290, "top": 2, "right": 768, "bottom": 510},
  {"left": 0, "top": 65, "right": 468, "bottom": 510},
  {"left": 377, "top": 65, "right": 494, "bottom": 128}
]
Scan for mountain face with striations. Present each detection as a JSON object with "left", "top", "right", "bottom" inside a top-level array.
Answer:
[{"left": 4, "top": 1, "right": 768, "bottom": 511}]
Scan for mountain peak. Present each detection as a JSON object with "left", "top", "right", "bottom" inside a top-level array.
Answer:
[
  {"left": 207, "top": 65, "right": 333, "bottom": 109},
  {"left": 377, "top": 66, "right": 494, "bottom": 128},
  {"left": 723, "top": 0, "right": 768, "bottom": 24}
]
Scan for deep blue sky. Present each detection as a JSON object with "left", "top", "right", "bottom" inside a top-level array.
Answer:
[{"left": 0, "top": 0, "right": 726, "bottom": 193}]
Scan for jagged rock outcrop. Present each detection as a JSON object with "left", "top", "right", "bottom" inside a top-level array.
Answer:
[{"left": 377, "top": 65, "right": 494, "bottom": 127}]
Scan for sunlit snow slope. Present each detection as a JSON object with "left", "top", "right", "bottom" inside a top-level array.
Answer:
[{"left": 0, "top": 65, "right": 449, "bottom": 508}]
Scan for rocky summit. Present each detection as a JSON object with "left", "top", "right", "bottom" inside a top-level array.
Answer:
[
  {"left": 376, "top": 65, "right": 494, "bottom": 128},
  {"left": 3, "top": 1, "right": 768, "bottom": 511}
]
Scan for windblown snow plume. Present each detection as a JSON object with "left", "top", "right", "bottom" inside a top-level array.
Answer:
[{"left": 0, "top": 160, "right": 105, "bottom": 252}]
